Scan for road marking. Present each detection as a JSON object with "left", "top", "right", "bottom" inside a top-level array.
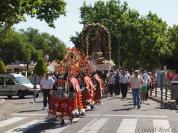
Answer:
[
  {"left": 4, "top": 119, "right": 44, "bottom": 133},
  {"left": 77, "top": 118, "right": 108, "bottom": 133},
  {"left": 86, "top": 114, "right": 167, "bottom": 118},
  {"left": 11, "top": 113, "right": 168, "bottom": 118},
  {"left": 0, "top": 117, "right": 26, "bottom": 128},
  {"left": 104, "top": 114, "right": 167, "bottom": 118},
  {"left": 43, "top": 125, "right": 68, "bottom": 133},
  {"left": 153, "top": 120, "right": 173, "bottom": 133},
  {"left": 116, "top": 119, "right": 138, "bottom": 133},
  {"left": 86, "top": 114, "right": 102, "bottom": 117},
  {"left": 11, "top": 113, "right": 47, "bottom": 116}
]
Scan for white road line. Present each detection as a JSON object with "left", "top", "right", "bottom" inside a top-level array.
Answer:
[
  {"left": 0, "top": 117, "right": 26, "bottom": 128},
  {"left": 42, "top": 118, "right": 81, "bottom": 133},
  {"left": 11, "top": 113, "right": 47, "bottom": 116},
  {"left": 77, "top": 118, "right": 109, "bottom": 133},
  {"left": 4, "top": 119, "right": 44, "bottom": 133},
  {"left": 116, "top": 119, "right": 138, "bottom": 133},
  {"left": 153, "top": 120, "right": 173, "bottom": 133},
  {"left": 103, "top": 114, "right": 167, "bottom": 118},
  {"left": 11, "top": 113, "right": 168, "bottom": 118}
]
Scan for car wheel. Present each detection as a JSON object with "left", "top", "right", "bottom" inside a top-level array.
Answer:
[
  {"left": 7, "top": 95, "right": 12, "bottom": 99},
  {"left": 18, "top": 91, "right": 24, "bottom": 99},
  {"left": 36, "top": 94, "right": 39, "bottom": 98}
]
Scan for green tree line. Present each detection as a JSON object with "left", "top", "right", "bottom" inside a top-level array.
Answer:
[
  {"left": 0, "top": 28, "right": 66, "bottom": 65},
  {"left": 71, "top": 0, "right": 178, "bottom": 70}
]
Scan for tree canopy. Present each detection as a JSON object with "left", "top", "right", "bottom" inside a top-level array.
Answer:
[
  {"left": 71, "top": 0, "right": 178, "bottom": 70},
  {"left": 0, "top": 0, "right": 66, "bottom": 35}
]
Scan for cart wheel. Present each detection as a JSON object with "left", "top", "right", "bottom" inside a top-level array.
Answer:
[
  {"left": 70, "top": 118, "right": 73, "bottom": 123},
  {"left": 61, "top": 119, "right": 65, "bottom": 126}
]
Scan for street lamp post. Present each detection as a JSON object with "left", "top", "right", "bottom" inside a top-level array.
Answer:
[{"left": 33, "top": 73, "right": 37, "bottom": 103}]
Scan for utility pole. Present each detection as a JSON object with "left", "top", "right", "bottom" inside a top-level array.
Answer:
[{"left": 33, "top": 73, "right": 37, "bottom": 103}]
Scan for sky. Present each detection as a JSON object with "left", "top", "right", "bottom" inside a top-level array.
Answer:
[{"left": 14, "top": 0, "right": 178, "bottom": 47}]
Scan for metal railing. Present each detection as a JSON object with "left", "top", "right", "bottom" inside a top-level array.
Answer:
[{"left": 153, "top": 81, "right": 171, "bottom": 101}]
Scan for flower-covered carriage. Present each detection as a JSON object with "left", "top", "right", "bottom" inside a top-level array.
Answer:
[{"left": 47, "top": 23, "right": 114, "bottom": 125}]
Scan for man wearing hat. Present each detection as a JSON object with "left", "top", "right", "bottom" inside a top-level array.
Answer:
[{"left": 129, "top": 70, "right": 143, "bottom": 109}]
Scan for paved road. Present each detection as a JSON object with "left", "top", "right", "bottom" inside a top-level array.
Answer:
[{"left": 1, "top": 93, "right": 178, "bottom": 133}]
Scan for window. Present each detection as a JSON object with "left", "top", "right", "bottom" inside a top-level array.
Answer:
[
  {"left": 0, "top": 77, "right": 4, "bottom": 85},
  {"left": 6, "top": 77, "right": 15, "bottom": 85},
  {"left": 14, "top": 77, "right": 31, "bottom": 84}
]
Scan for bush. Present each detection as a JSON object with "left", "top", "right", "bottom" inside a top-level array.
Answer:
[
  {"left": 34, "top": 58, "right": 47, "bottom": 76},
  {"left": 0, "top": 61, "right": 6, "bottom": 73}
]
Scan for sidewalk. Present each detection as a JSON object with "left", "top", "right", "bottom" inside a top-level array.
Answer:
[
  {"left": 0, "top": 99, "right": 5, "bottom": 105},
  {"left": 149, "top": 89, "right": 177, "bottom": 109}
]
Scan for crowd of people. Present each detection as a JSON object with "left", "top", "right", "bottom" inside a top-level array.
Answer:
[
  {"left": 106, "top": 67, "right": 178, "bottom": 109},
  {"left": 105, "top": 67, "right": 164, "bottom": 109},
  {"left": 39, "top": 67, "right": 178, "bottom": 112}
]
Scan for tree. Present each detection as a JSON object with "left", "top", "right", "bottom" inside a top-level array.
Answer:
[
  {"left": 21, "top": 28, "right": 67, "bottom": 61},
  {"left": 71, "top": 0, "right": 176, "bottom": 70},
  {"left": 0, "top": 30, "right": 29, "bottom": 64},
  {"left": 165, "top": 25, "right": 178, "bottom": 68},
  {"left": 34, "top": 58, "right": 47, "bottom": 76},
  {"left": 0, "top": 0, "right": 66, "bottom": 35},
  {"left": 50, "top": 44, "right": 67, "bottom": 61},
  {"left": 0, "top": 61, "right": 6, "bottom": 73}
]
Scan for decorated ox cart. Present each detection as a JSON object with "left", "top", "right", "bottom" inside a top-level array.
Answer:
[
  {"left": 48, "top": 23, "right": 114, "bottom": 125},
  {"left": 48, "top": 48, "right": 85, "bottom": 125}
]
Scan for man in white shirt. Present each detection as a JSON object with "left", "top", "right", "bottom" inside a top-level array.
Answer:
[
  {"left": 40, "top": 72, "right": 55, "bottom": 110},
  {"left": 129, "top": 70, "right": 143, "bottom": 109}
]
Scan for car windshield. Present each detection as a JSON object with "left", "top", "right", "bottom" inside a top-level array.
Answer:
[{"left": 14, "top": 77, "right": 31, "bottom": 84}]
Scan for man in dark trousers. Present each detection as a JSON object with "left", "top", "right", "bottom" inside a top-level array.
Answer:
[
  {"left": 114, "top": 69, "right": 120, "bottom": 96},
  {"left": 40, "top": 72, "right": 55, "bottom": 110}
]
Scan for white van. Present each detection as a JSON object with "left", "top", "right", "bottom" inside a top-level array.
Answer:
[{"left": 0, "top": 73, "right": 40, "bottom": 99}]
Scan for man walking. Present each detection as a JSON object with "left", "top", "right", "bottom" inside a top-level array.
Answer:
[
  {"left": 40, "top": 72, "right": 55, "bottom": 110},
  {"left": 129, "top": 70, "right": 143, "bottom": 109},
  {"left": 140, "top": 68, "right": 150, "bottom": 101},
  {"left": 120, "top": 70, "right": 129, "bottom": 99},
  {"left": 114, "top": 69, "right": 120, "bottom": 96},
  {"left": 107, "top": 69, "right": 115, "bottom": 96}
]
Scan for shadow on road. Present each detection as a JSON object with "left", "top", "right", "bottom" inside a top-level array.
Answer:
[
  {"left": 122, "top": 103, "right": 133, "bottom": 106},
  {"left": 113, "top": 107, "right": 134, "bottom": 111},
  {"left": 18, "top": 109, "right": 43, "bottom": 113}
]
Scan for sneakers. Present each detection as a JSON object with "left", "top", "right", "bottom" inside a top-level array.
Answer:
[{"left": 42, "top": 107, "right": 47, "bottom": 110}]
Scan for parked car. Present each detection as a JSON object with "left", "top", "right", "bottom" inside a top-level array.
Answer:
[{"left": 0, "top": 73, "right": 40, "bottom": 99}]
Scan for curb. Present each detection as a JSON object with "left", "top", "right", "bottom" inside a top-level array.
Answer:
[
  {"left": 150, "top": 96, "right": 177, "bottom": 109},
  {"left": 0, "top": 99, "right": 6, "bottom": 105}
]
